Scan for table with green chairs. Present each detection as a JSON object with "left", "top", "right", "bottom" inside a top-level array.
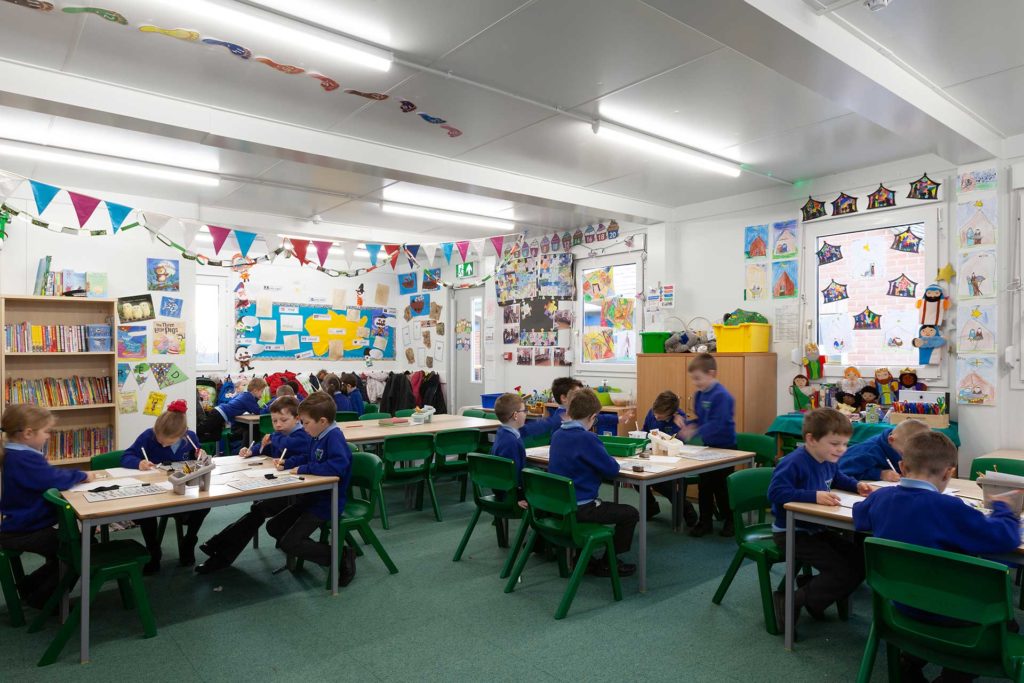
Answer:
[
  {"left": 766, "top": 413, "right": 960, "bottom": 456},
  {"left": 339, "top": 414, "right": 500, "bottom": 450}
]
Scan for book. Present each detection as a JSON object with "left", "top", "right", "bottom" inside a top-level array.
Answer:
[
  {"left": 86, "top": 324, "right": 112, "bottom": 352},
  {"left": 33, "top": 256, "right": 51, "bottom": 296},
  {"left": 86, "top": 272, "right": 108, "bottom": 298}
]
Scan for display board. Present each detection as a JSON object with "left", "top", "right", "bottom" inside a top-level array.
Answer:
[{"left": 236, "top": 300, "right": 396, "bottom": 360}]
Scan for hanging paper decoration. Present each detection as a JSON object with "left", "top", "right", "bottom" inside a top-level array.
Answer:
[
  {"left": 106, "top": 201, "right": 133, "bottom": 233},
  {"left": 365, "top": 243, "right": 381, "bottom": 266},
  {"left": 853, "top": 307, "right": 882, "bottom": 330},
  {"left": 313, "top": 240, "right": 332, "bottom": 267},
  {"left": 548, "top": 234, "right": 560, "bottom": 253},
  {"left": 201, "top": 38, "right": 251, "bottom": 59},
  {"left": 890, "top": 227, "right": 923, "bottom": 253},
  {"left": 62, "top": 7, "right": 127, "bottom": 23},
  {"left": 66, "top": 191, "right": 102, "bottom": 228},
  {"left": 29, "top": 180, "right": 60, "bottom": 215},
  {"left": 907, "top": 173, "right": 940, "bottom": 200},
  {"left": 572, "top": 229, "right": 584, "bottom": 246},
  {"left": 383, "top": 244, "right": 401, "bottom": 269},
  {"left": 540, "top": 236, "right": 550, "bottom": 254},
  {"left": 455, "top": 241, "right": 470, "bottom": 262},
  {"left": 0, "top": 173, "right": 23, "bottom": 202},
  {"left": 584, "top": 225, "right": 596, "bottom": 244},
  {"left": 607, "top": 220, "right": 620, "bottom": 239},
  {"left": 6, "top": 1, "right": 54, "bottom": 12},
  {"left": 528, "top": 239, "right": 540, "bottom": 257},
  {"left": 309, "top": 73, "right": 339, "bottom": 91},
  {"left": 831, "top": 192, "right": 858, "bottom": 216},
  {"left": 290, "top": 238, "right": 310, "bottom": 264},
  {"left": 801, "top": 196, "right": 826, "bottom": 221},
  {"left": 596, "top": 223, "right": 607, "bottom": 242},
  {"left": 489, "top": 236, "right": 505, "bottom": 257},
  {"left": 234, "top": 230, "right": 257, "bottom": 258},
  {"left": 816, "top": 241, "right": 842, "bottom": 266},
  {"left": 208, "top": 225, "right": 231, "bottom": 254},
  {"left": 139, "top": 25, "right": 200, "bottom": 42},
  {"left": 253, "top": 56, "right": 304, "bottom": 74},
  {"left": 935, "top": 262, "right": 956, "bottom": 284},
  {"left": 562, "top": 231, "right": 572, "bottom": 250},
  {"left": 821, "top": 280, "right": 849, "bottom": 304},
  {"left": 886, "top": 273, "right": 917, "bottom": 298},
  {"left": 867, "top": 184, "right": 896, "bottom": 210},
  {"left": 441, "top": 242, "right": 454, "bottom": 264}
]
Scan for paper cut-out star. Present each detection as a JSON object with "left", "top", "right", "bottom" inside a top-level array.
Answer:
[{"left": 935, "top": 262, "right": 956, "bottom": 283}]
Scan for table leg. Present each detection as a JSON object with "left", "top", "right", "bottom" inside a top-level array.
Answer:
[
  {"left": 80, "top": 520, "right": 92, "bottom": 663},
  {"left": 637, "top": 482, "right": 648, "bottom": 593},
  {"left": 613, "top": 482, "right": 619, "bottom": 504},
  {"left": 785, "top": 510, "right": 795, "bottom": 651},
  {"left": 248, "top": 422, "right": 256, "bottom": 450},
  {"left": 330, "top": 485, "right": 339, "bottom": 595}
]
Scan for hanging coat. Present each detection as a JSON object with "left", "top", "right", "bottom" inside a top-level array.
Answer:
[
  {"left": 420, "top": 372, "right": 448, "bottom": 415},
  {"left": 380, "top": 372, "right": 416, "bottom": 414}
]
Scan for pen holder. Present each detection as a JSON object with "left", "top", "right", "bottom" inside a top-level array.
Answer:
[
  {"left": 977, "top": 474, "right": 1024, "bottom": 515},
  {"left": 168, "top": 463, "right": 216, "bottom": 494}
]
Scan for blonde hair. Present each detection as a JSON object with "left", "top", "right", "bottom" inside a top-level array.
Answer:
[
  {"left": 0, "top": 404, "right": 55, "bottom": 465},
  {"left": 153, "top": 409, "right": 188, "bottom": 441},
  {"left": 246, "top": 377, "right": 268, "bottom": 394},
  {"left": 891, "top": 419, "right": 929, "bottom": 443}
]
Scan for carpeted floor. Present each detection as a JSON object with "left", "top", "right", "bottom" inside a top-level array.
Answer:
[{"left": 0, "top": 482, "right": 992, "bottom": 681}]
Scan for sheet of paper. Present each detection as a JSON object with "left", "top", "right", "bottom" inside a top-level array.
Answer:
[
  {"left": 282, "top": 334, "right": 300, "bottom": 351},
  {"left": 834, "top": 491, "right": 866, "bottom": 508},
  {"left": 644, "top": 455, "right": 680, "bottom": 464},
  {"left": 256, "top": 296, "right": 273, "bottom": 317},
  {"left": 357, "top": 327, "right": 370, "bottom": 339},
  {"left": 774, "top": 305, "right": 799, "bottom": 343},
  {"left": 328, "top": 339, "right": 345, "bottom": 360},
  {"left": 69, "top": 477, "right": 144, "bottom": 492},
  {"left": 280, "top": 314, "right": 303, "bottom": 332},
  {"left": 332, "top": 289, "right": 346, "bottom": 308},
  {"left": 433, "top": 339, "right": 445, "bottom": 362},
  {"left": 525, "top": 446, "right": 550, "bottom": 458},
  {"left": 259, "top": 319, "right": 277, "bottom": 342},
  {"left": 93, "top": 467, "right": 143, "bottom": 479},
  {"left": 374, "top": 284, "right": 390, "bottom": 306},
  {"left": 373, "top": 335, "right": 388, "bottom": 350},
  {"left": 416, "top": 347, "right": 426, "bottom": 365},
  {"left": 346, "top": 308, "right": 360, "bottom": 322},
  {"left": 401, "top": 326, "right": 411, "bottom": 347}
]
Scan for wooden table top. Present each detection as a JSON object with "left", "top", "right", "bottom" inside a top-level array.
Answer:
[
  {"left": 525, "top": 446, "right": 754, "bottom": 481},
  {"left": 784, "top": 478, "right": 986, "bottom": 522},
  {"left": 235, "top": 413, "right": 262, "bottom": 424},
  {"left": 338, "top": 414, "right": 500, "bottom": 443},
  {"left": 979, "top": 450, "right": 1024, "bottom": 461},
  {"left": 64, "top": 458, "right": 337, "bottom": 520}
]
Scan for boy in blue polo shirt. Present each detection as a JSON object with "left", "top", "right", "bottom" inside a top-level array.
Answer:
[
  {"left": 267, "top": 391, "right": 355, "bottom": 585},
  {"left": 641, "top": 390, "right": 698, "bottom": 526},
  {"left": 491, "top": 392, "right": 529, "bottom": 492},
  {"left": 549, "top": 389, "right": 639, "bottom": 577},
  {"left": 198, "top": 376, "right": 266, "bottom": 443},
  {"left": 527, "top": 377, "right": 583, "bottom": 436},
  {"left": 340, "top": 373, "right": 365, "bottom": 416},
  {"left": 838, "top": 419, "right": 928, "bottom": 482}
]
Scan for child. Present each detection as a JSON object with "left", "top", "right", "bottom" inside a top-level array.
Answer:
[
  {"left": 853, "top": 431, "right": 1021, "bottom": 682},
  {"left": 767, "top": 408, "right": 873, "bottom": 634},
  {"left": 529, "top": 377, "right": 584, "bottom": 435},
  {"left": 640, "top": 390, "right": 698, "bottom": 526},
  {"left": 196, "top": 397, "right": 312, "bottom": 574},
  {"left": 197, "top": 376, "right": 267, "bottom": 443},
  {"left": 676, "top": 354, "right": 737, "bottom": 537},
  {"left": 548, "top": 389, "right": 639, "bottom": 577},
  {"left": 260, "top": 384, "right": 295, "bottom": 414},
  {"left": 122, "top": 400, "right": 210, "bottom": 573},
  {"left": 0, "top": 405, "right": 94, "bottom": 609},
  {"left": 340, "top": 373, "right": 364, "bottom": 416},
  {"left": 267, "top": 392, "right": 356, "bottom": 585},
  {"left": 838, "top": 419, "right": 929, "bottom": 482},
  {"left": 323, "top": 374, "right": 351, "bottom": 413}
]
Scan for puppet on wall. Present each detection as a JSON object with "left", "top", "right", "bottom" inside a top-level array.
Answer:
[
  {"left": 857, "top": 385, "right": 880, "bottom": 407},
  {"left": 802, "top": 342, "right": 826, "bottom": 380},
  {"left": 898, "top": 368, "right": 927, "bottom": 391},
  {"left": 874, "top": 367, "right": 898, "bottom": 406},
  {"left": 917, "top": 284, "right": 949, "bottom": 326},
  {"left": 912, "top": 324, "right": 946, "bottom": 365},
  {"left": 790, "top": 375, "right": 816, "bottom": 411},
  {"left": 839, "top": 367, "right": 867, "bottom": 395}
]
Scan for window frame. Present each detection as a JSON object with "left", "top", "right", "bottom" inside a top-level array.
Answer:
[
  {"left": 574, "top": 251, "right": 644, "bottom": 375},
  {"left": 195, "top": 271, "right": 231, "bottom": 373}
]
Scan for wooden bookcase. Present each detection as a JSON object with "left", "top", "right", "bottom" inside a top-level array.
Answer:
[{"left": 1, "top": 295, "right": 118, "bottom": 466}]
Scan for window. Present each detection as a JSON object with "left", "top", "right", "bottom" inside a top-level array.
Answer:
[
  {"left": 470, "top": 296, "right": 483, "bottom": 383},
  {"left": 809, "top": 208, "right": 938, "bottom": 377},
  {"left": 577, "top": 254, "right": 642, "bottom": 368},
  {"left": 195, "top": 274, "right": 227, "bottom": 371}
]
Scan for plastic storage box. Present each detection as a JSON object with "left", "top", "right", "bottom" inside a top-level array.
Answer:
[
  {"left": 712, "top": 323, "right": 771, "bottom": 353},
  {"left": 599, "top": 436, "right": 649, "bottom": 457},
  {"left": 640, "top": 331, "right": 672, "bottom": 354},
  {"left": 480, "top": 393, "right": 502, "bottom": 409}
]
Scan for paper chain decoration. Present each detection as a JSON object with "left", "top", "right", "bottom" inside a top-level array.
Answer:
[{"left": 3, "top": 2, "right": 463, "bottom": 138}]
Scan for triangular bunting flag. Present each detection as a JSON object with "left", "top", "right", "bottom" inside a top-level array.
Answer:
[
  {"left": 144, "top": 213, "right": 172, "bottom": 243},
  {"left": 405, "top": 244, "right": 420, "bottom": 269},
  {"left": 180, "top": 220, "right": 202, "bottom": 249},
  {"left": 105, "top": 201, "right": 133, "bottom": 233},
  {"left": 489, "top": 236, "right": 504, "bottom": 257},
  {"left": 366, "top": 243, "right": 381, "bottom": 266},
  {"left": 471, "top": 238, "right": 486, "bottom": 259},
  {"left": 234, "top": 230, "right": 257, "bottom": 258},
  {"left": 67, "top": 191, "right": 102, "bottom": 228},
  {"left": 383, "top": 244, "right": 401, "bottom": 270},
  {"left": 208, "top": 225, "right": 232, "bottom": 254},
  {"left": 290, "top": 238, "right": 310, "bottom": 264},
  {"left": 456, "top": 241, "right": 470, "bottom": 262},
  {"left": 442, "top": 242, "right": 454, "bottom": 264},
  {"left": 313, "top": 240, "right": 332, "bottom": 267},
  {"left": 341, "top": 245, "right": 353, "bottom": 272},
  {"left": 0, "top": 173, "right": 24, "bottom": 202},
  {"left": 263, "top": 234, "right": 283, "bottom": 261},
  {"left": 30, "top": 181, "right": 61, "bottom": 215},
  {"left": 421, "top": 244, "right": 436, "bottom": 267}
]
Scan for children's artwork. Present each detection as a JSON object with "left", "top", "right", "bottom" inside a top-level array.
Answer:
[
  {"left": 503, "top": 303, "right": 520, "bottom": 324},
  {"left": 116, "top": 325, "right": 147, "bottom": 358},
  {"left": 850, "top": 234, "right": 888, "bottom": 279},
  {"left": 771, "top": 260, "right": 799, "bottom": 299},
  {"left": 551, "top": 307, "right": 573, "bottom": 329},
  {"left": 886, "top": 273, "right": 917, "bottom": 298},
  {"left": 582, "top": 330, "right": 615, "bottom": 361},
  {"left": 957, "top": 167, "right": 997, "bottom": 194},
  {"left": 143, "top": 391, "right": 167, "bottom": 416},
  {"left": 422, "top": 268, "right": 441, "bottom": 291},
  {"left": 816, "top": 242, "right": 842, "bottom": 266},
  {"left": 907, "top": 173, "right": 941, "bottom": 200},
  {"left": 853, "top": 307, "right": 882, "bottom": 330},
  {"left": 408, "top": 294, "right": 430, "bottom": 318},
  {"left": 890, "top": 226, "right": 923, "bottom": 253},
  {"left": 957, "top": 355, "right": 996, "bottom": 406},
  {"left": 599, "top": 297, "right": 634, "bottom": 330},
  {"left": 957, "top": 195, "right": 997, "bottom": 249},
  {"left": 820, "top": 280, "right": 849, "bottom": 304},
  {"left": 455, "top": 319, "right": 472, "bottom": 351},
  {"left": 582, "top": 268, "right": 612, "bottom": 302},
  {"left": 958, "top": 249, "right": 997, "bottom": 299},
  {"left": 959, "top": 303, "right": 998, "bottom": 354},
  {"left": 397, "top": 272, "right": 418, "bottom": 295},
  {"left": 801, "top": 196, "right": 826, "bottom": 222},
  {"left": 516, "top": 348, "right": 533, "bottom": 366},
  {"left": 519, "top": 329, "right": 557, "bottom": 347},
  {"left": 373, "top": 284, "right": 389, "bottom": 306},
  {"left": 519, "top": 297, "right": 556, "bottom": 333},
  {"left": 495, "top": 253, "right": 573, "bottom": 304},
  {"left": 744, "top": 224, "right": 768, "bottom": 259},
  {"left": 881, "top": 310, "right": 915, "bottom": 351},
  {"left": 150, "top": 362, "right": 188, "bottom": 389},
  {"left": 502, "top": 327, "right": 518, "bottom": 344},
  {"left": 771, "top": 220, "right": 799, "bottom": 259},
  {"left": 818, "top": 313, "right": 852, "bottom": 356},
  {"left": 133, "top": 362, "right": 151, "bottom": 387},
  {"left": 117, "top": 294, "right": 155, "bottom": 322},
  {"left": 146, "top": 258, "right": 179, "bottom": 291},
  {"left": 236, "top": 300, "right": 396, "bottom": 360},
  {"left": 534, "top": 348, "right": 552, "bottom": 366},
  {"left": 553, "top": 347, "right": 571, "bottom": 366},
  {"left": 117, "top": 362, "right": 131, "bottom": 389},
  {"left": 118, "top": 391, "right": 138, "bottom": 414},
  {"left": 159, "top": 296, "right": 183, "bottom": 319},
  {"left": 152, "top": 321, "right": 185, "bottom": 355},
  {"left": 830, "top": 193, "right": 858, "bottom": 216},
  {"left": 744, "top": 263, "right": 768, "bottom": 301},
  {"left": 867, "top": 184, "right": 895, "bottom": 210}
]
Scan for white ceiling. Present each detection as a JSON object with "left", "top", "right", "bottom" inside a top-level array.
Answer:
[{"left": 0, "top": 0, "right": 1017, "bottom": 243}]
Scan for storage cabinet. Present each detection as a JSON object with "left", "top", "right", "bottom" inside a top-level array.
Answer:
[{"left": 636, "top": 353, "right": 777, "bottom": 435}]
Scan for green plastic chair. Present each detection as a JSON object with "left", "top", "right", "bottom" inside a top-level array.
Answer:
[
  {"left": 335, "top": 411, "right": 359, "bottom": 423},
  {"left": 970, "top": 457, "right": 1024, "bottom": 480},
  {"left": 483, "top": 412, "right": 497, "bottom": 421},
  {"left": 365, "top": 403, "right": 379, "bottom": 413},
  {"left": 30, "top": 489, "right": 156, "bottom": 667},
  {"left": 857, "top": 537, "right": 1024, "bottom": 682},
  {"left": 379, "top": 434, "right": 441, "bottom": 528},
  {"left": 504, "top": 468, "right": 623, "bottom": 620},
  {"left": 463, "top": 409, "right": 486, "bottom": 418},
  {"left": 394, "top": 409, "right": 417, "bottom": 418},
  {"left": 89, "top": 450, "right": 124, "bottom": 471},
  {"left": 737, "top": 432, "right": 777, "bottom": 468},
  {"left": 453, "top": 454, "right": 527, "bottom": 578},
  {"left": 258, "top": 414, "right": 272, "bottom": 442},
  {"left": 432, "top": 429, "right": 478, "bottom": 502},
  {"left": 0, "top": 549, "right": 26, "bottom": 627},
  {"left": 360, "top": 412, "right": 392, "bottom": 421}
]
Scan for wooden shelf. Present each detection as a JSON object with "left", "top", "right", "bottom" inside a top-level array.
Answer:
[
  {"left": 48, "top": 456, "right": 92, "bottom": 466},
  {"left": 4, "top": 351, "right": 115, "bottom": 356},
  {"left": 44, "top": 403, "right": 116, "bottom": 411},
  {"left": 1, "top": 295, "right": 115, "bottom": 304}
]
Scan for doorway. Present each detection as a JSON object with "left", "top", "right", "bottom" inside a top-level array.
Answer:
[{"left": 452, "top": 288, "right": 484, "bottom": 411}]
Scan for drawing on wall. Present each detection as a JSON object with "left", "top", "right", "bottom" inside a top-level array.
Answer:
[
  {"left": 744, "top": 263, "right": 767, "bottom": 301},
  {"left": 116, "top": 325, "right": 147, "bottom": 358},
  {"left": 147, "top": 258, "right": 179, "bottom": 291},
  {"left": 744, "top": 224, "right": 768, "bottom": 259},
  {"left": 818, "top": 312, "right": 852, "bottom": 356},
  {"left": 957, "top": 355, "right": 996, "bottom": 406},
  {"left": 958, "top": 303, "right": 997, "bottom": 355},
  {"left": 851, "top": 235, "right": 888, "bottom": 280},
  {"left": 957, "top": 195, "right": 997, "bottom": 249},
  {"left": 771, "top": 260, "right": 799, "bottom": 299},
  {"left": 958, "top": 249, "right": 997, "bottom": 299},
  {"left": 771, "top": 220, "right": 799, "bottom": 259}
]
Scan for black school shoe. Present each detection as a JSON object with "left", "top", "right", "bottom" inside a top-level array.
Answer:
[
  {"left": 689, "top": 521, "right": 713, "bottom": 537},
  {"left": 772, "top": 589, "right": 805, "bottom": 636},
  {"left": 646, "top": 500, "right": 661, "bottom": 521},
  {"left": 178, "top": 535, "right": 198, "bottom": 567},
  {"left": 587, "top": 556, "right": 636, "bottom": 578},
  {"left": 340, "top": 547, "right": 356, "bottom": 587},
  {"left": 683, "top": 501, "right": 698, "bottom": 528},
  {"left": 719, "top": 519, "right": 734, "bottom": 537},
  {"left": 143, "top": 553, "right": 162, "bottom": 575},
  {"left": 194, "top": 554, "right": 230, "bottom": 575}
]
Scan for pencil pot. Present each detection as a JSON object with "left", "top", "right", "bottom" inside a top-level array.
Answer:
[{"left": 977, "top": 473, "right": 1024, "bottom": 515}]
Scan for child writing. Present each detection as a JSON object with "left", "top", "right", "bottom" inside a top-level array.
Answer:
[
  {"left": 0, "top": 405, "right": 94, "bottom": 609},
  {"left": 267, "top": 391, "right": 356, "bottom": 586},
  {"left": 640, "top": 390, "right": 698, "bottom": 526},
  {"left": 838, "top": 419, "right": 929, "bottom": 482},
  {"left": 323, "top": 374, "right": 350, "bottom": 413},
  {"left": 196, "top": 397, "right": 312, "bottom": 574},
  {"left": 767, "top": 407, "right": 873, "bottom": 634},
  {"left": 548, "top": 389, "right": 639, "bottom": 577},
  {"left": 121, "top": 400, "right": 210, "bottom": 573},
  {"left": 197, "top": 376, "right": 267, "bottom": 443},
  {"left": 340, "top": 373, "right": 364, "bottom": 416},
  {"left": 853, "top": 431, "right": 1022, "bottom": 682},
  {"left": 675, "top": 354, "right": 737, "bottom": 537}
]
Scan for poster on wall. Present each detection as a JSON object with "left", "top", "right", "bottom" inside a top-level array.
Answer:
[
  {"left": 152, "top": 321, "right": 185, "bottom": 355},
  {"left": 160, "top": 296, "right": 183, "bottom": 319},
  {"left": 956, "top": 195, "right": 997, "bottom": 249},
  {"left": 771, "top": 260, "right": 799, "bottom": 299},
  {"left": 147, "top": 258, "right": 179, "bottom": 292},
  {"left": 771, "top": 220, "right": 799, "bottom": 260},
  {"left": 744, "top": 263, "right": 767, "bottom": 300},
  {"left": 495, "top": 253, "right": 573, "bottom": 304},
  {"left": 397, "top": 272, "right": 418, "bottom": 295},
  {"left": 744, "top": 224, "right": 768, "bottom": 259},
  {"left": 117, "top": 325, "right": 147, "bottom": 359},
  {"left": 956, "top": 355, "right": 997, "bottom": 406},
  {"left": 117, "top": 294, "right": 155, "bottom": 323},
  {"left": 958, "top": 303, "right": 998, "bottom": 354},
  {"left": 957, "top": 249, "right": 997, "bottom": 299}
]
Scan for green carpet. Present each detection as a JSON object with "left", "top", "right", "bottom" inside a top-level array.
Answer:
[{"left": 0, "top": 483, "right": 997, "bottom": 681}]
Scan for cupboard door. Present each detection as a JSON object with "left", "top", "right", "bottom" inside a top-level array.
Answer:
[
  {"left": 703, "top": 356, "right": 745, "bottom": 430},
  {"left": 637, "top": 356, "right": 687, "bottom": 422}
]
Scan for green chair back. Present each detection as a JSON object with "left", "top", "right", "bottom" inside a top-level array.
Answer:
[
  {"left": 258, "top": 414, "right": 272, "bottom": 439},
  {"left": 969, "top": 457, "right": 1024, "bottom": 480},
  {"left": 468, "top": 454, "right": 520, "bottom": 514},
  {"left": 360, "top": 412, "right": 392, "bottom": 421},
  {"left": 42, "top": 490, "right": 84, "bottom": 573},
  {"left": 90, "top": 450, "right": 124, "bottom": 471},
  {"left": 394, "top": 409, "right": 416, "bottom": 418},
  {"left": 483, "top": 412, "right": 497, "bottom": 421},
  {"left": 859, "top": 537, "right": 1020, "bottom": 680},
  {"left": 382, "top": 434, "right": 436, "bottom": 478},
  {"left": 727, "top": 468, "right": 774, "bottom": 537},
  {"left": 434, "top": 428, "right": 479, "bottom": 466},
  {"left": 336, "top": 411, "right": 359, "bottom": 423},
  {"left": 521, "top": 468, "right": 589, "bottom": 548},
  {"left": 463, "top": 409, "right": 486, "bottom": 418},
  {"left": 365, "top": 403, "right": 379, "bottom": 413},
  {"left": 349, "top": 450, "right": 384, "bottom": 513},
  {"left": 737, "top": 433, "right": 777, "bottom": 467}
]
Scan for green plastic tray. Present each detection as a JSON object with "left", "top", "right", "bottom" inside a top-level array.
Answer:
[{"left": 599, "top": 436, "right": 648, "bottom": 457}]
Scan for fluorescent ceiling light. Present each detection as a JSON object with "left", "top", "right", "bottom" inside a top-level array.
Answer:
[
  {"left": 0, "top": 142, "right": 220, "bottom": 187},
  {"left": 183, "top": 0, "right": 392, "bottom": 72},
  {"left": 243, "top": 0, "right": 391, "bottom": 46},
  {"left": 382, "top": 183, "right": 514, "bottom": 219},
  {"left": 593, "top": 121, "right": 741, "bottom": 178},
  {"left": 382, "top": 203, "right": 514, "bottom": 231}
]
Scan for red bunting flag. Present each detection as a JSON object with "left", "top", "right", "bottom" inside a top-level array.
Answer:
[
  {"left": 290, "top": 238, "right": 310, "bottom": 264},
  {"left": 456, "top": 240, "right": 470, "bottom": 262},
  {"left": 489, "top": 236, "right": 504, "bottom": 257},
  {"left": 208, "top": 225, "right": 232, "bottom": 254},
  {"left": 313, "top": 240, "right": 332, "bottom": 267},
  {"left": 67, "top": 191, "right": 102, "bottom": 228},
  {"left": 383, "top": 244, "right": 401, "bottom": 269}
]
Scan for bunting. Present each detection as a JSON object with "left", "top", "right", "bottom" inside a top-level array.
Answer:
[
  {"left": 456, "top": 240, "right": 470, "bottom": 262},
  {"left": 383, "top": 243, "right": 401, "bottom": 269},
  {"left": 366, "top": 243, "right": 381, "bottom": 266},
  {"left": 234, "top": 230, "right": 257, "bottom": 258},
  {"left": 180, "top": 220, "right": 202, "bottom": 249},
  {"left": 106, "top": 201, "right": 133, "bottom": 233},
  {"left": 405, "top": 244, "right": 420, "bottom": 269},
  {"left": 489, "top": 236, "right": 504, "bottom": 257},
  {"left": 30, "top": 181, "right": 61, "bottom": 215},
  {"left": 290, "top": 238, "right": 310, "bottom": 264},
  {"left": 208, "top": 225, "right": 232, "bottom": 254},
  {"left": 471, "top": 238, "right": 485, "bottom": 260},
  {"left": 263, "top": 234, "right": 283, "bottom": 261},
  {"left": 0, "top": 174, "right": 23, "bottom": 202},
  {"left": 67, "top": 191, "right": 102, "bottom": 228},
  {"left": 442, "top": 242, "right": 454, "bottom": 264},
  {"left": 313, "top": 240, "right": 332, "bottom": 267}
]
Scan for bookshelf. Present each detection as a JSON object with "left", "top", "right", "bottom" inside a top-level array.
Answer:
[{"left": 1, "top": 295, "right": 118, "bottom": 466}]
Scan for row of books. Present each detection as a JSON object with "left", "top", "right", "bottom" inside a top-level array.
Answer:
[
  {"left": 33, "top": 256, "right": 108, "bottom": 298},
  {"left": 46, "top": 427, "right": 115, "bottom": 462},
  {"left": 4, "top": 323, "right": 112, "bottom": 352},
  {"left": 3, "top": 376, "right": 114, "bottom": 407}
]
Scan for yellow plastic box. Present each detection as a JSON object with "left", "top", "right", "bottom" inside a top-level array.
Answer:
[{"left": 712, "top": 323, "right": 771, "bottom": 353}]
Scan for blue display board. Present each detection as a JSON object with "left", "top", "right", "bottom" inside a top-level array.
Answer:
[{"left": 236, "top": 301, "right": 396, "bottom": 360}]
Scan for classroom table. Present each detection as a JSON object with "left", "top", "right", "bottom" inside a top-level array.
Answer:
[
  {"left": 766, "top": 413, "right": 961, "bottom": 450},
  {"left": 234, "top": 413, "right": 263, "bottom": 445},
  {"left": 338, "top": 414, "right": 500, "bottom": 447},
  {"left": 63, "top": 458, "right": 340, "bottom": 663},
  {"left": 525, "top": 445, "right": 755, "bottom": 592},
  {"left": 780, "top": 477, "right": 1023, "bottom": 651}
]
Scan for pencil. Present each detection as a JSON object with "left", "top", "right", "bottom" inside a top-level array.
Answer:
[
  {"left": 885, "top": 458, "right": 898, "bottom": 474},
  {"left": 277, "top": 448, "right": 288, "bottom": 467},
  {"left": 185, "top": 434, "right": 199, "bottom": 452},
  {"left": 141, "top": 447, "right": 150, "bottom": 463}
]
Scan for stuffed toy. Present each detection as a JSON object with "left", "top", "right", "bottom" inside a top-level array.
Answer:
[
  {"left": 834, "top": 391, "right": 860, "bottom": 414},
  {"left": 802, "top": 342, "right": 826, "bottom": 380},
  {"left": 874, "top": 367, "right": 898, "bottom": 406},
  {"left": 790, "top": 375, "right": 816, "bottom": 411},
  {"left": 917, "top": 284, "right": 950, "bottom": 326},
  {"left": 857, "top": 385, "right": 880, "bottom": 407},
  {"left": 898, "top": 368, "right": 927, "bottom": 391},
  {"left": 912, "top": 324, "right": 946, "bottom": 365},
  {"left": 665, "top": 330, "right": 717, "bottom": 354},
  {"left": 839, "top": 366, "right": 867, "bottom": 395}
]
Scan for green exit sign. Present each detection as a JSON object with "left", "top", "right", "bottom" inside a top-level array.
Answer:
[{"left": 456, "top": 261, "right": 476, "bottom": 279}]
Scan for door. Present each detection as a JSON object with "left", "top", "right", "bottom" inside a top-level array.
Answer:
[{"left": 452, "top": 288, "right": 484, "bottom": 411}]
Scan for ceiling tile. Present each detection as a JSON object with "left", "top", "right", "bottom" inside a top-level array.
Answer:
[
  {"left": 211, "top": 183, "right": 349, "bottom": 218},
  {"left": 319, "top": 201, "right": 524, "bottom": 242},
  {"left": 0, "top": 4, "right": 79, "bottom": 70},
  {"left": 254, "top": 161, "right": 392, "bottom": 197},
  {"left": 945, "top": 67, "right": 1024, "bottom": 137},
  {"left": 587, "top": 168, "right": 777, "bottom": 206}
]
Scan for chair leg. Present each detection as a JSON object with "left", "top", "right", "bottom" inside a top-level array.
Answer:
[
  {"left": 38, "top": 576, "right": 102, "bottom": 667},
  {"left": 556, "top": 548, "right": 570, "bottom": 579},
  {"left": 453, "top": 508, "right": 482, "bottom": 562},
  {"left": 377, "top": 484, "right": 390, "bottom": 530},
  {"left": 755, "top": 556, "right": 779, "bottom": 636},
  {"left": 837, "top": 596, "right": 851, "bottom": 621},
  {"left": 345, "top": 532, "right": 364, "bottom": 557},
  {"left": 426, "top": 478, "right": 443, "bottom": 522},
  {"left": 555, "top": 538, "right": 596, "bottom": 620},
  {"left": 253, "top": 527, "right": 260, "bottom": 550},
  {"left": 500, "top": 516, "right": 530, "bottom": 580},
  {"left": 100, "top": 524, "right": 111, "bottom": 543},
  {"left": 504, "top": 530, "right": 537, "bottom": 593},
  {"left": 357, "top": 524, "right": 399, "bottom": 574},
  {"left": 459, "top": 474, "right": 468, "bottom": 502},
  {"left": 0, "top": 554, "right": 26, "bottom": 628},
  {"left": 28, "top": 569, "right": 77, "bottom": 634},
  {"left": 117, "top": 577, "right": 135, "bottom": 609},
  {"left": 856, "top": 623, "right": 879, "bottom": 683},
  {"left": 884, "top": 642, "right": 901, "bottom": 682},
  {"left": 606, "top": 539, "right": 622, "bottom": 603},
  {"left": 711, "top": 548, "right": 745, "bottom": 605},
  {"left": 414, "top": 481, "right": 425, "bottom": 510},
  {"left": 128, "top": 566, "right": 157, "bottom": 638}
]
